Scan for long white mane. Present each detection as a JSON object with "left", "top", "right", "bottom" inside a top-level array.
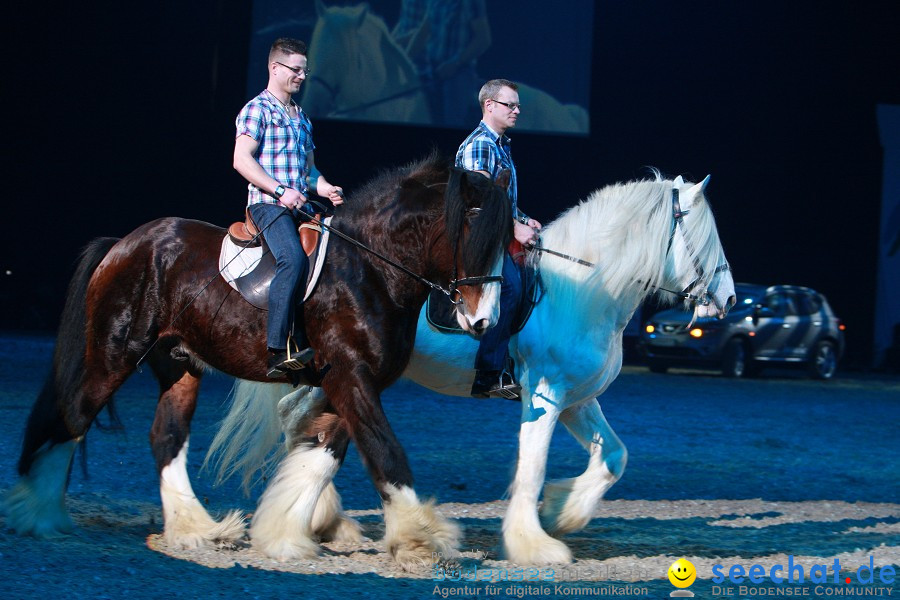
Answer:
[{"left": 537, "top": 175, "right": 725, "bottom": 317}]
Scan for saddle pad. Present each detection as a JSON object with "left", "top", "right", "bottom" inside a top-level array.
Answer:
[{"left": 218, "top": 216, "right": 333, "bottom": 310}]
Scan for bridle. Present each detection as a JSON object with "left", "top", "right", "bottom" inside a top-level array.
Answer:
[
  {"left": 533, "top": 186, "right": 729, "bottom": 307},
  {"left": 666, "top": 187, "right": 730, "bottom": 306}
]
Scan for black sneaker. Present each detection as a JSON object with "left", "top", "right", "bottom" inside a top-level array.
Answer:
[
  {"left": 470, "top": 370, "right": 521, "bottom": 400},
  {"left": 267, "top": 347, "right": 315, "bottom": 379}
]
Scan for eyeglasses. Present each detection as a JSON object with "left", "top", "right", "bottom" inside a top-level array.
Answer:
[
  {"left": 275, "top": 61, "right": 310, "bottom": 76},
  {"left": 491, "top": 99, "right": 521, "bottom": 111}
]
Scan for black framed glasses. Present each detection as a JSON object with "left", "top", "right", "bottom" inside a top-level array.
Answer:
[
  {"left": 275, "top": 61, "right": 310, "bottom": 76},
  {"left": 491, "top": 99, "right": 521, "bottom": 111}
]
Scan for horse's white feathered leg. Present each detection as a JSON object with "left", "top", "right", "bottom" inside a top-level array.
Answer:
[
  {"left": 250, "top": 444, "right": 341, "bottom": 560},
  {"left": 2, "top": 439, "right": 78, "bottom": 537},
  {"left": 541, "top": 400, "right": 627, "bottom": 535},
  {"left": 503, "top": 377, "right": 572, "bottom": 565},
  {"left": 159, "top": 437, "right": 245, "bottom": 549},
  {"left": 383, "top": 483, "right": 461, "bottom": 571},
  {"left": 311, "top": 480, "right": 362, "bottom": 543}
]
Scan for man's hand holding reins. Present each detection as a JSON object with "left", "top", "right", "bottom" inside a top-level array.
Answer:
[
  {"left": 514, "top": 220, "right": 541, "bottom": 247},
  {"left": 278, "top": 187, "right": 307, "bottom": 210},
  {"left": 316, "top": 179, "right": 344, "bottom": 206}
]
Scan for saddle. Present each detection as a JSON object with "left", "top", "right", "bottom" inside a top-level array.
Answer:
[
  {"left": 219, "top": 209, "right": 332, "bottom": 310},
  {"left": 227, "top": 208, "right": 323, "bottom": 255},
  {"left": 425, "top": 246, "right": 543, "bottom": 335}
]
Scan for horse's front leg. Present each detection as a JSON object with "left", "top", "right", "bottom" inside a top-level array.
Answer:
[
  {"left": 503, "top": 379, "right": 573, "bottom": 565},
  {"left": 540, "top": 399, "right": 627, "bottom": 535},
  {"left": 336, "top": 378, "right": 460, "bottom": 571},
  {"left": 150, "top": 357, "right": 245, "bottom": 549},
  {"left": 249, "top": 389, "right": 361, "bottom": 560}
]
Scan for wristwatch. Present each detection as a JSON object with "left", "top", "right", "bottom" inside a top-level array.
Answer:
[{"left": 273, "top": 185, "right": 286, "bottom": 199}]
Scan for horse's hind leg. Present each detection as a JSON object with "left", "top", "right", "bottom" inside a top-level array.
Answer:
[
  {"left": 540, "top": 399, "right": 627, "bottom": 536},
  {"left": 149, "top": 354, "right": 244, "bottom": 549},
  {"left": 278, "top": 390, "right": 361, "bottom": 545},
  {"left": 250, "top": 397, "right": 360, "bottom": 561},
  {"left": 5, "top": 363, "right": 131, "bottom": 537}
]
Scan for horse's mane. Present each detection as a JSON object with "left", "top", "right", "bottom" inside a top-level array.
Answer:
[
  {"left": 334, "top": 153, "right": 510, "bottom": 281},
  {"left": 540, "top": 174, "right": 723, "bottom": 311}
]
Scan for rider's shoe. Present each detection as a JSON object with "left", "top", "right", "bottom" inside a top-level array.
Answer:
[
  {"left": 266, "top": 346, "right": 315, "bottom": 379},
  {"left": 470, "top": 369, "right": 521, "bottom": 400}
]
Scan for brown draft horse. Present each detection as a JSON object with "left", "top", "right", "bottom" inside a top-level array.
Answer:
[{"left": 5, "top": 155, "right": 511, "bottom": 564}]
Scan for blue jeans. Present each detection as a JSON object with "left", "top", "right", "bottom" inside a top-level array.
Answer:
[
  {"left": 474, "top": 253, "right": 523, "bottom": 372},
  {"left": 248, "top": 203, "right": 309, "bottom": 350}
]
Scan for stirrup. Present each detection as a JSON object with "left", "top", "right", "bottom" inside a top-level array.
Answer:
[{"left": 282, "top": 336, "right": 314, "bottom": 370}]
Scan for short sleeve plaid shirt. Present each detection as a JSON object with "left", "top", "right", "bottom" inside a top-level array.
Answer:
[
  {"left": 455, "top": 120, "right": 518, "bottom": 215},
  {"left": 235, "top": 89, "right": 315, "bottom": 206}
]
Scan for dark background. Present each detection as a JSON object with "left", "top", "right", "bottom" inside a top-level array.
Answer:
[{"left": 4, "top": 1, "right": 899, "bottom": 366}]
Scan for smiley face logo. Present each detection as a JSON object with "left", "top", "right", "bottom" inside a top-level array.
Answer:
[{"left": 668, "top": 558, "right": 697, "bottom": 588}]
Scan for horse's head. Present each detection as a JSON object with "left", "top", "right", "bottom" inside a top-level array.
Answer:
[
  {"left": 665, "top": 175, "right": 736, "bottom": 321},
  {"left": 440, "top": 168, "right": 512, "bottom": 335}
]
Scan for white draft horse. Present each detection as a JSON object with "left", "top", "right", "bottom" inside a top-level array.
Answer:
[{"left": 211, "top": 173, "right": 736, "bottom": 568}]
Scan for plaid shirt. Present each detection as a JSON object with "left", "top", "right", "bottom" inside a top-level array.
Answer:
[
  {"left": 455, "top": 121, "right": 518, "bottom": 215},
  {"left": 235, "top": 89, "right": 315, "bottom": 205}
]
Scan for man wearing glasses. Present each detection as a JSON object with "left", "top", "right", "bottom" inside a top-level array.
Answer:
[
  {"left": 456, "top": 79, "right": 542, "bottom": 400},
  {"left": 234, "top": 37, "right": 344, "bottom": 379}
]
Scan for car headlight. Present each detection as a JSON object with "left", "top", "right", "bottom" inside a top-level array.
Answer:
[
  {"left": 645, "top": 324, "right": 655, "bottom": 333},
  {"left": 689, "top": 327, "right": 704, "bottom": 338}
]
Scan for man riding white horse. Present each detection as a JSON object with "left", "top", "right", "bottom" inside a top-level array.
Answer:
[{"left": 456, "top": 79, "right": 542, "bottom": 399}]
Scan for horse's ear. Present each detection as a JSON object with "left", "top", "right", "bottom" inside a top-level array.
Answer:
[
  {"left": 495, "top": 169, "right": 511, "bottom": 191},
  {"left": 687, "top": 174, "right": 711, "bottom": 201},
  {"left": 673, "top": 175, "right": 684, "bottom": 186},
  {"left": 315, "top": 0, "right": 326, "bottom": 17}
]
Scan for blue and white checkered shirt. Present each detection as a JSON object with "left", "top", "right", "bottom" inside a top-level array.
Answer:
[
  {"left": 455, "top": 120, "right": 518, "bottom": 215},
  {"left": 235, "top": 89, "right": 315, "bottom": 206}
]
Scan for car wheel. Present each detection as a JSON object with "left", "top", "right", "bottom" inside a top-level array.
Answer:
[
  {"left": 648, "top": 360, "right": 668, "bottom": 374},
  {"left": 808, "top": 340, "right": 838, "bottom": 380},
  {"left": 722, "top": 338, "right": 749, "bottom": 378}
]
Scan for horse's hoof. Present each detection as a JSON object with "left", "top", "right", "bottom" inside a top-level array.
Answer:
[
  {"left": 540, "top": 478, "right": 592, "bottom": 535},
  {"left": 320, "top": 516, "right": 363, "bottom": 544},
  {"left": 254, "top": 536, "right": 321, "bottom": 562},
  {"left": 503, "top": 529, "right": 573, "bottom": 566}
]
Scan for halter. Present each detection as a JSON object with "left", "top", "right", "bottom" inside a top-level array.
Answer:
[{"left": 533, "top": 186, "right": 729, "bottom": 306}]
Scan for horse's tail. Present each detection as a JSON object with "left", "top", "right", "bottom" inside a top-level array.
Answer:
[
  {"left": 17, "top": 237, "right": 120, "bottom": 475},
  {"left": 203, "top": 381, "right": 322, "bottom": 495}
]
